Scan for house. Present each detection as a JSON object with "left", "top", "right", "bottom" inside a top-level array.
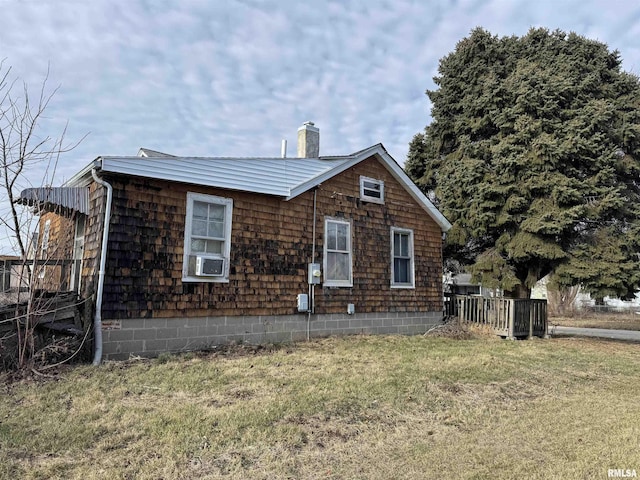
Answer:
[
  {"left": 446, "top": 273, "right": 495, "bottom": 297},
  {"left": 0, "top": 255, "right": 30, "bottom": 293},
  {"left": 532, "top": 275, "right": 640, "bottom": 313},
  {"left": 18, "top": 122, "right": 452, "bottom": 362}
]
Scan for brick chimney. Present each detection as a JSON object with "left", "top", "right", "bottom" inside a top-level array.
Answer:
[{"left": 297, "top": 121, "right": 319, "bottom": 158}]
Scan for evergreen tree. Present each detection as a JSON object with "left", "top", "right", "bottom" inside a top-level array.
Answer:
[{"left": 407, "top": 28, "right": 640, "bottom": 298}]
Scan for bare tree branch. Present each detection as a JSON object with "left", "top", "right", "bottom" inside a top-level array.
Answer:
[
  {"left": 1, "top": 60, "right": 87, "bottom": 369},
  {"left": 1, "top": 60, "right": 83, "bottom": 258}
]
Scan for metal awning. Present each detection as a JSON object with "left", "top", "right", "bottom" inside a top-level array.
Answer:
[{"left": 17, "top": 187, "right": 89, "bottom": 215}]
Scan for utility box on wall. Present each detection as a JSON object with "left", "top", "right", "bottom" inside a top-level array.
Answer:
[
  {"left": 308, "top": 263, "right": 321, "bottom": 284},
  {"left": 297, "top": 293, "right": 309, "bottom": 312}
]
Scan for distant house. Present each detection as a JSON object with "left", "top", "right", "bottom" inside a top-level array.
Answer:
[
  {"left": 532, "top": 275, "right": 640, "bottom": 311},
  {"left": 0, "top": 256, "right": 29, "bottom": 293},
  {"left": 447, "top": 273, "right": 495, "bottom": 297},
  {"left": 19, "top": 122, "right": 451, "bottom": 361}
]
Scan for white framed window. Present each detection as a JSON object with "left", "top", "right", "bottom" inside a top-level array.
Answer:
[
  {"left": 360, "top": 176, "right": 384, "bottom": 204},
  {"left": 323, "top": 217, "right": 352, "bottom": 287},
  {"left": 38, "top": 219, "right": 51, "bottom": 279},
  {"left": 70, "top": 215, "right": 86, "bottom": 293},
  {"left": 182, "top": 192, "right": 233, "bottom": 282},
  {"left": 391, "top": 227, "right": 414, "bottom": 288}
]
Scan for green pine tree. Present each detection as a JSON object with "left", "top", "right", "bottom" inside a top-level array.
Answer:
[{"left": 407, "top": 27, "right": 640, "bottom": 298}]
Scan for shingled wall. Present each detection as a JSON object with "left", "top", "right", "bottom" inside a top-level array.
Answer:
[
  {"left": 82, "top": 155, "right": 445, "bottom": 359},
  {"left": 36, "top": 211, "right": 76, "bottom": 292}
]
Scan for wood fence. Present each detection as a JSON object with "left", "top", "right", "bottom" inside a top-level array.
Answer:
[{"left": 451, "top": 295, "right": 548, "bottom": 339}]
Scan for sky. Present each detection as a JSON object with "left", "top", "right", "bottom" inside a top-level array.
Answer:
[{"left": 1, "top": 0, "right": 640, "bottom": 254}]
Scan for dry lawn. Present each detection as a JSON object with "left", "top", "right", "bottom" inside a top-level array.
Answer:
[
  {"left": 1, "top": 334, "right": 640, "bottom": 479},
  {"left": 553, "top": 312, "right": 640, "bottom": 331}
]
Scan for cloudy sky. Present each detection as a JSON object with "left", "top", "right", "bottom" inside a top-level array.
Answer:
[{"left": 1, "top": 0, "right": 640, "bottom": 253}]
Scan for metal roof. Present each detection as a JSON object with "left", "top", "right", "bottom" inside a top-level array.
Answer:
[
  {"left": 17, "top": 187, "right": 89, "bottom": 215},
  {"left": 63, "top": 144, "right": 451, "bottom": 231},
  {"left": 137, "top": 148, "right": 176, "bottom": 158},
  {"left": 99, "top": 155, "right": 352, "bottom": 197}
]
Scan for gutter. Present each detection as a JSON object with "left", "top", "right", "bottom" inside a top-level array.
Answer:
[
  {"left": 91, "top": 168, "right": 113, "bottom": 366},
  {"left": 64, "top": 158, "right": 102, "bottom": 187}
]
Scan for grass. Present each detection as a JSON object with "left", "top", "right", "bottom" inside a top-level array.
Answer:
[
  {"left": 2, "top": 334, "right": 640, "bottom": 479},
  {"left": 553, "top": 312, "right": 640, "bottom": 331}
]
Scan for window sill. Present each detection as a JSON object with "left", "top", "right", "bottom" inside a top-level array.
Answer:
[
  {"left": 323, "top": 282, "right": 353, "bottom": 288},
  {"left": 360, "top": 197, "right": 384, "bottom": 205},
  {"left": 182, "top": 276, "right": 230, "bottom": 283}
]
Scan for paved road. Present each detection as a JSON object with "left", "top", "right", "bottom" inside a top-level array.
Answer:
[{"left": 551, "top": 326, "right": 640, "bottom": 341}]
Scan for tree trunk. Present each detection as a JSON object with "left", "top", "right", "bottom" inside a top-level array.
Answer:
[
  {"left": 547, "top": 285, "right": 579, "bottom": 317},
  {"left": 505, "top": 283, "right": 531, "bottom": 299}
]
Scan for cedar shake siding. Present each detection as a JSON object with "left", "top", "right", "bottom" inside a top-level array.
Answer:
[
  {"left": 80, "top": 182, "right": 107, "bottom": 299},
  {"left": 35, "top": 212, "right": 76, "bottom": 292},
  {"left": 97, "top": 155, "right": 443, "bottom": 321}
]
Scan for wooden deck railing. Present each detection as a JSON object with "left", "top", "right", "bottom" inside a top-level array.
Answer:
[
  {"left": 31, "top": 258, "right": 80, "bottom": 294},
  {"left": 453, "top": 295, "right": 548, "bottom": 339}
]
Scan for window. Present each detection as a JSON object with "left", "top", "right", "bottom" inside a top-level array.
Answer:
[
  {"left": 391, "top": 227, "right": 414, "bottom": 288},
  {"left": 360, "top": 176, "right": 384, "bottom": 204},
  {"left": 38, "top": 219, "right": 51, "bottom": 279},
  {"left": 70, "top": 215, "right": 86, "bottom": 293},
  {"left": 1, "top": 261, "right": 10, "bottom": 292},
  {"left": 40, "top": 219, "right": 51, "bottom": 254},
  {"left": 324, "top": 218, "right": 352, "bottom": 287},
  {"left": 183, "top": 192, "right": 233, "bottom": 282}
]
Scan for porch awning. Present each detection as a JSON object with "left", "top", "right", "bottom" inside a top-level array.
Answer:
[{"left": 17, "top": 187, "right": 89, "bottom": 215}]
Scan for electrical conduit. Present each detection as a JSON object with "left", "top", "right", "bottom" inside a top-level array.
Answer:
[{"left": 307, "top": 188, "right": 318, "bottom": 340}]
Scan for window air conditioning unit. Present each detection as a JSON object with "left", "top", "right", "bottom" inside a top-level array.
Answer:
[{"left": 195, "top": 256, "right": 225, "bottom": 276}]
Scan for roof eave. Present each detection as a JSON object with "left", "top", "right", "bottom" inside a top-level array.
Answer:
[
  {"left": 59, "top": 146, "right": 451, "bottom": 231},
  {"left": 286, "top": 144, "right": 384, "bottom": 200},
  {"left": 63, "top": 159, "right": 102, "bottom": 187},
  {"left": 287, "top": 144, "right": 452, "bottom": 232},
  {"left": 286, "top": 157, "right": 364, "bottom": 200},
  {"left": 373, "top": 149, "right": 452, "bottom": 232}
]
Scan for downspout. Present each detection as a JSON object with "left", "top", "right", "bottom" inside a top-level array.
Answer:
[{"left": 91, "top": 168, "right": 113, "bottom": 366}]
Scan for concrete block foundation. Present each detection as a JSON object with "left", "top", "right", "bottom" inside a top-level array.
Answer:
[{"left": 100, "top": 311, "right": 443, "bottom": 360}]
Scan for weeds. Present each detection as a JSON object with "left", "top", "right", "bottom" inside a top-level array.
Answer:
[{"left": 1, "top": 335, "right": 639, "bottom": 479}]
